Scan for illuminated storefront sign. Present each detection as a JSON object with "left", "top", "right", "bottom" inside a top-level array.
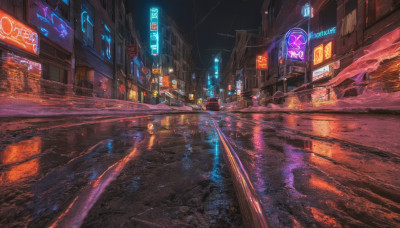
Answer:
[
  {"left": 313, "top": 41, "right": 332, "bottom": 65},
  {"left": 312, "top": 64, "right": 330, "bottom": 81},
  {"left": 150, "top": 8, "right": 159, "bottom": 56},
  {"left": 285, "top": 28, "right": 307, "bottom": 61},
  {"left": 256, "top": 53, "right": 268, "bottom": 69},
  {"left": 152, "top": 68, "right": 161, "bottom": 74},
  {"left": 30, "top": 0, "right": 73, "bottom": 52},
  {"left": 189, "top": 94, "right": 194, "bottom": 100},
  {"left": 236, "top": 80, "right": 242, "bottom": 95},
  {"left": 309, "top": 27, "right": 336, "bottom": 40},
  {"left": 162, "top": 75, "right": 170, "bottom": 88},
  {"left": 0, "top": 9, "right": 38, "bottom": 55}
]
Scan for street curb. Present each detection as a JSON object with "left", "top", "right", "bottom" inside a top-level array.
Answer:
[{"left": 212, "top": 119, "right": 269, "bottom": 228}]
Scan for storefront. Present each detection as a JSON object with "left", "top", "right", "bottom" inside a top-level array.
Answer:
[{"left": 0, "top": 8, "right": 41, "bottom": 95}]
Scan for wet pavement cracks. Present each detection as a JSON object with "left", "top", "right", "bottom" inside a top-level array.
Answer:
[
  {"left": 215, "top": 112, "right": 400, "bottom": 227},
  {"left": 1, "top": 112, "right": 400, "bottom": 227},
  {"left": 0, "top": 114, "right": 241, "bottom": 227}
]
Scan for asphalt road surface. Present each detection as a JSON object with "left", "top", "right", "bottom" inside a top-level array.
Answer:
[{"left": 1, "top": 112, "right": 399, "bottom": 227}]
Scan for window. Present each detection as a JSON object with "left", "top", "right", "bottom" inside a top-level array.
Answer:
[
  {"left": 341, "top": 0, "right": 357, "bottom": 36},
  {"left": 101, "top": 22, "right": 113, "bottom": 62},
  {"left": 82, "top": 1, "right": 94, "bottom": 47},
  {"left": 101, "top": 0, "right": 106, "bottom": 8},
  {"left": 43, "top": 64, "right": 67, "bottom": 84},
  {"left": 319, "top": 0, "right": 337, "bottom": 29},
  {"left": 366, "top": 0, "right": 399, "bottom": 26},
  {"left": 1, "top": 0, "right": 25, "bottom": 21}
]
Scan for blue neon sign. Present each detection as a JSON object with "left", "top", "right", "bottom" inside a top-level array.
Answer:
[
  {"left": 101, "top": 22, "right": 112, "bottom": 61},
  {"left": 30, "top": 0, "right": 73, "bottom": 52},
  {"left": 309, "top": 27, "right": 336, "bottom": 40},
  {"left": 214, "top": 57, "right": 219, "bottom": 79},
  {"left": 150, "top": 8, "right": 159, "bottom": 56}
]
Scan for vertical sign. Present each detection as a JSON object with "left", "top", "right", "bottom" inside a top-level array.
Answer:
[
  {"left": 256, "top": 53, "right": 268, "bottom": 69},
  {"left": 150, "top": 8, "right": 159, "bottom": 56}
]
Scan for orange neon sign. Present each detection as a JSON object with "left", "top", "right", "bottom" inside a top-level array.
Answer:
[
  {"left": 256, "top": 54, "right": 268, "bottom": 69},
  {"left": 0, "top": 9, "right": 38, "bottom": 55},
  {"left": 313, "top": 41, "right": 332, "bottom": 65},
  {"left": 313, "top": 44, "right": 323, "bottom": 65},
  {"left": 162, "top": 75, "right": 170, "bottom": 87},
  {"left": 324, "top": 41, "right": 332, "bottom": 60}
]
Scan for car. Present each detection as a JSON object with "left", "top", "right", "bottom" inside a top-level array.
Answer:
[{"left": 205, "top": 98, "right": 220, "bottom": 111}]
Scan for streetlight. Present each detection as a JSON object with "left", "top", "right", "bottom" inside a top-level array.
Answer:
[{"left": 302, "top": 2, "right": 313, "bottom": 84}]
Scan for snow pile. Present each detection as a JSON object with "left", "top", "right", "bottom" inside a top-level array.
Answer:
[
  {"left": 172, "top": 105, "right": 193, "bottom": 111},
  {"left": 221, "top": 102, "right": 241, "bottom": 111},
  {"left": 240, "top": 106, "right": 271, "bottom": 112},
  {"left": 145, "top": 103, "right": 173, "bottom": 110},
  {"left": 319, "top": 90, "right": 400, "bottom": 110},
  {"left": 323, "top": 27, "right": 400, "bottom": 87},
  {"left": 0, "top": 95, "right": 198, "bottom": 117}
]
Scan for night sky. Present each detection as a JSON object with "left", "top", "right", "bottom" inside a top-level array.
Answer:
[{"left": 127, "top": 0, "right": 263, "bottom": 70}]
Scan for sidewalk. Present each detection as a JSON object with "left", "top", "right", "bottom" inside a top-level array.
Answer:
[
  {"left": 224, "top": 91, "right": 400, "bottom": 114},
  {"left": 0, "top": 94, "right": 197, "bottom": 118}
]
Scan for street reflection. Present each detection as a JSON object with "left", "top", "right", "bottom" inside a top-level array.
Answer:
[
  {"left": 0, "top": 137, "right": 42, "bottom": 184},
  {"left": 210, "top": 138, "right": 222, "bottom": 183}
]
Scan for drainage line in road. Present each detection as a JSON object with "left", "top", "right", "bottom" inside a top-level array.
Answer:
[{"left": 212, "top": 119, "right": 269, "bottom": 228}]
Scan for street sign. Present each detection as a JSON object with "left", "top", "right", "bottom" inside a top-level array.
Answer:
[
  {"left": 128, "top": 44, "right": 138, "bottom": 60},
  {"left": 152, "top": 68, "right": 161, "bottom": 74}
]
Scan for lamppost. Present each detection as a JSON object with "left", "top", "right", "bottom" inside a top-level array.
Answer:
[{"left": 302, "top": 2, "right": 312, "bottom": 84}]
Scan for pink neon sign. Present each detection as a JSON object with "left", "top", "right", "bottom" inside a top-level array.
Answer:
[
  {"left": 0, "top": 9, "right": 38, "bottom": 55},
  {"left": 285, "top": 28, "right": 307, "bottom": 61}
]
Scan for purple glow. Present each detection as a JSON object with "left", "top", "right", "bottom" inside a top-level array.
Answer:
[
  {"left": 30, "top": 0, "right": 74, "bottom": 52},
  {"left": 285, "top": 28, "right": 307, "bottom": 61}
]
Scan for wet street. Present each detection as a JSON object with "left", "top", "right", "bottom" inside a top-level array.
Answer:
[{"left": 1, "top": 113, "right": 400, "bottom": 227}]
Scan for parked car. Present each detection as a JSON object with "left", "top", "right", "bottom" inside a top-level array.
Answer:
[{"left": 205, "top": 98, "right": 220, "bottom": 111}]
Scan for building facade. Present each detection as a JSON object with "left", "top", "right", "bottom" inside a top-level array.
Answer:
[{"left": 0, "top": 0, "right": 151, "bottom": 102}]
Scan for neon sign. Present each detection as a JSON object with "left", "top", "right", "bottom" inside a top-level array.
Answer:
[
  {"left": 81, "top": 3, "right": 94, "bottom": 47},
  {"left": 309, "top": 27, "right": 336, "bottom": 40},
  {"left": 0, "top": 9, "right": 38, "bottom": 55},
  {"left": 150, "top": 8, "right": 159, "bottom": 56},
  {"left": 312, "top": 64, "right": 330, "bottom": 81},
  {"left": 214, "top": 57, "right": 219, "bottom": 79},
  {"left": 313, "top": 41, "right": 332, "bottom": 66},
  {"left": 101, "top": 23, "right": 112, "bottom": 61},
  {"left": 285, "top": 28, "right": 307, "bottom": 61},
  {"left": 256, "top": 53, "right": 268, "bottom": 69},
  {"left": 30, "top": 0, "right": 73, "bottom": 52},
  {"left": 301, "top": 3, "right": 312, "bottom": 18}
]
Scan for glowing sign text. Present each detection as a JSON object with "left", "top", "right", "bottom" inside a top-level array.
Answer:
[
  {"left": 256, "top": 53, "right": 268, "bottom": 69},
  {"left": 309, "top": 27, "right": 336, "bottom": 40},
  {"left": 101, "top": 23, "right": 112, "bottom": 61},
  {"left": 150, "top": 8, "right": 159, "bottom": 56},
  {"left": 313, "top": 41, "right": 332, "bottom": 66},
  {"left": 0, "top": 9, "right": 38, "bottom": 55},
  {"left": 285, "top": 28, "right": 307, "bottom": 61}
]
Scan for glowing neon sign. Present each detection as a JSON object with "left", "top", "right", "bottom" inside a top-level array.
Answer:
[
  {"left": 285, "top": 28, "right": 307, "bottom": 61},
  {"left": 256, "top": 53, "right": 268, "bottom": 69},
  {"left": 214, "top": 57, "right": 219, "bottom": 79},
  {"left": 309, "top": 27, "right": 336, "bottom": 40},
  {"left": 81, "top": 3, "right": 94, "bottom": 47},
  {"left": 150, "top": 8, "right": 159, "bottom": 56},
  {"left": 101, "top": 23, "right": 112, "bottom": 61},
  {"left": 313, "top": 41, "right": 332, "bottom": 66},
  {"left": 30, "top": 0, "right": 73, "bottom": 52},
  {"left": 301, "top": 3, "right": 312, "bottom": 18},
  {"left": 0, "top": 9, "right": 38, "bottom": 55}
]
